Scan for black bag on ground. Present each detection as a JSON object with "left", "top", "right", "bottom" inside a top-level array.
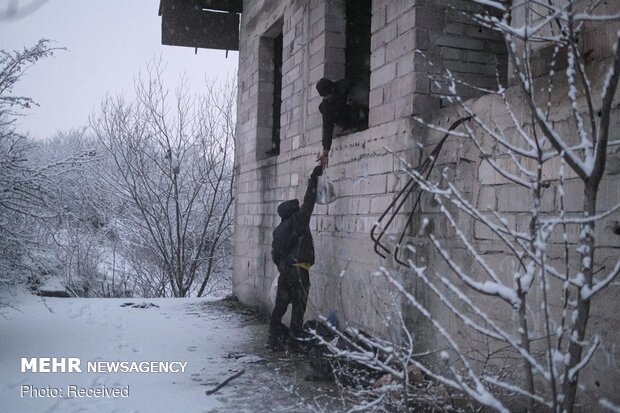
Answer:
[
  {"left": 303, "top": 320, "right": 337, "bottom": 381},
  {"left": 303, "top": 319, "right": 383, "bottom": 385}
]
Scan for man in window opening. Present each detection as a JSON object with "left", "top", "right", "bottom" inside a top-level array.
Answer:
[
  {"left": 316, "top": 77, "right": 369, "bottom": 168},
  {"left": 267, "top": 165, "right": 323, "bottom": 352}
]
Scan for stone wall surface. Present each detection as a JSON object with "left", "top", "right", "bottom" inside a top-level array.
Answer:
[
  {"left": 411, "top": 70, "right": 620, "bottom": 407},
  {"left": 234, "top": 0, "right": 508, "bottom": 327},
  {"left": 232, "top": 0, "right": 620, "bottom": 408}
]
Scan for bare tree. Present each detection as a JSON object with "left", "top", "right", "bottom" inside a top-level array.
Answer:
[
  {"left": 0, "top": 39, "right": 63, "bottom": 217},
  {"left": 322, "top": 2, "right": 620, "bottom": 412},
  {"left": 0, "top": 39, "right": 86, "bottom": 286},
  {"left": 91, "top": 60, "right": 235, "bottom": 297}
]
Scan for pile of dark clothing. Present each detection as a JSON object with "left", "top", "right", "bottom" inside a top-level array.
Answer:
[{"left": 301, "top": 318, "right": 383, "bottom": 386}]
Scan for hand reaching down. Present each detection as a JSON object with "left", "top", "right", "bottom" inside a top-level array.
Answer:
[{"left": 317, "top": 150, "right": 329, "bottom": 169}]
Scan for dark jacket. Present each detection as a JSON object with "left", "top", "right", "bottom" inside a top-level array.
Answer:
[
  {"left": 274, "top": 174, "right": 318, "bottom": 270},
  {"left": 319, "top": 79, "right": 353, "bottom": 151}
]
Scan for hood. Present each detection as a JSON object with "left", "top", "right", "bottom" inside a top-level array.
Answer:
[
  {"left": 277, "top": 199, "right": 299, "bottom": 219},
  {"left": 316, "top": 77, "right": 335, "bottom": 97}
]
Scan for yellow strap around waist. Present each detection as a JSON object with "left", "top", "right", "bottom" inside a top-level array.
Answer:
[{"left": 292, "top": 262, "right": 312, "bottom": 270}]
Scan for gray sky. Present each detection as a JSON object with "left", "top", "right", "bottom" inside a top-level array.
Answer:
[{"left": 0, "top": 0, "right": 239, "bottom": 140}]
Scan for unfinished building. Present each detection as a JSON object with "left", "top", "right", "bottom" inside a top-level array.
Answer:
[{"left": 161, "top": 0, "right": 620, "bottom": 408}]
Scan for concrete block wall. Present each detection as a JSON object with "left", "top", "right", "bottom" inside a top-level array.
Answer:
[
  {"left": 408, "top": 57, "right": 620, "bottom": 407},
  {"left": 235, "top": 0, "right": 344, "bottom": 311},
  {"left": 509, "top": 1, "right": 620, "bottom": 80},
  {"left": 234, "top": 0, "right": 286, "bottom": 308},
  {"left": 369, "top": 0, "right": 507, "bottom": 126},
  {"left": 233, "top": 7, "right": 620, "bottom": 406},
  {"left": 234, "top": 0, "right": 508, "bottom": 325}
]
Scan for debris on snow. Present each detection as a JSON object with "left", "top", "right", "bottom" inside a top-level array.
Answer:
[
  {"left": 223, "top": 352, "right": 265, "bottom": 364},
  {"left": 205, "top": 368, "right": 245, "bottom": 395},
  {"left": 120, "top": 302, "right": 160, "bottom": 309},
  {"left": 37, "top": 278, "right": 71, "bottom": 298}
]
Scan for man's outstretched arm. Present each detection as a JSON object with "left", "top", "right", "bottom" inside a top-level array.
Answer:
[
  {"left": 322, "top": 110, "right": 334, "bottom": 153},
  {"left": 298, "top": 166, "right": 323, "bottom": 227},
  {"left": 319, "top": 107, "right": 334, "bottom": 168}
]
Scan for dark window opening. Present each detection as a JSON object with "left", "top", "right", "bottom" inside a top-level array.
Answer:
[
  {"left": 270, "top": 33, "right": 283, "bottom": 156},
  {"left": 257, "top": 20, "right": 283, "bottom": 159},
  {"left": 345, "top": 0, "right": 371, "bottom": 130}
]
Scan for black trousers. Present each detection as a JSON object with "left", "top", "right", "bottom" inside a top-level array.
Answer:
[{"left": 269, "top": 265, "right": 310, "bottom": 339}]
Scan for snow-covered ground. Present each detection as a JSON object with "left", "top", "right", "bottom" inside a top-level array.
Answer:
[{"left": 0, "top": 292, "right": 337, "bottom": 413}]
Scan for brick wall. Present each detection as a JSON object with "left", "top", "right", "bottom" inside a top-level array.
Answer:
[
  {"left": 234, "top": 0, "right": 508, "bottom": 321},
  {"left": 233, "top": 6, "right": 620, "bottom": 403},
  {"left": 369, "top": 0, "right": 507, "bottom": 124},
  {"left": 408, "top": 57, "right": 620, "bottom": 407}
]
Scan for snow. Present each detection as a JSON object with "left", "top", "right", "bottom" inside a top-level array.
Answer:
[
  {"left": 0, "top": 293, "right": 223, "bottom": 412},
  {"left": 0, "top": 291, "right": 329, "bottom": 413},
  {"left": 470, "top": 0, "right": 505, "bottom": 11},
  {"left": 600, "top": 398, "right": 620, "bottom": 413},
  {"left": 568, "top": 336, "right": 600, "bottom": 382}
]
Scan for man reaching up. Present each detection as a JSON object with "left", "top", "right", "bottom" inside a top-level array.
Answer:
[{"left": 267, "top": 165, "right": 323, "bottom": 352}]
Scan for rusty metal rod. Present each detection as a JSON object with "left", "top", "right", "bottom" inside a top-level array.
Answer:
[{"left": 370, "top": 116, "right": 471, "bottom": 264}]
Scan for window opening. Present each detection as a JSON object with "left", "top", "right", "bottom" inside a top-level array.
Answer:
[
  {"left": 269, "top": 33, "right": 283, "bottom": 156},
  {"left": 345, "top": 0, "right": 371, "bottom": 130},
  {"left": 257, "top": 20, "right": 284, "bottom": 159}
]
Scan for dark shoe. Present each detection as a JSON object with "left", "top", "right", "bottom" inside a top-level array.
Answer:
[
  {"left": 287, "top": 337, "right": 307, "bottom": 354},
  {"left": 266, "top": 335, "right": 285, "bottom": 352},
  {"left": 265, "top": 148, "right": 280, "bottom": 156},
  {"left": 270, "top": 322, "right": 289, "bottom": 337}
]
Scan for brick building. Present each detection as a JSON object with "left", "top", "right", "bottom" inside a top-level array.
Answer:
[
  {"left": 161, "top": 0, "right": 620, "bottom": 407},
  {"left": 230, "top": 0, "right": 509, "bottom": 324}
]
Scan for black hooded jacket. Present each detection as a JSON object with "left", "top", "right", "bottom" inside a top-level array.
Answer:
[
  {"left": 319, "top": 79, "right": 353, "bottom": 151},
  {"left": 273, "top": 174, "right": 318, "bottom": 270}
]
